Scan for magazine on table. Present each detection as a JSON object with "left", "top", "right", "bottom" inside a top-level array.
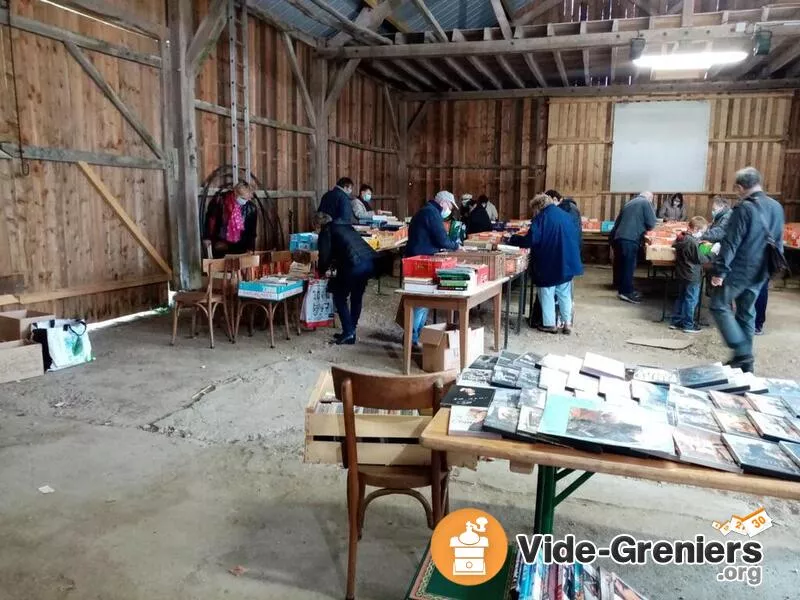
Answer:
[
  {"left": 722, "top": 433, "right": 800, "bottom": 480},
  {"left": 673, "top": 426, "right": 742, "bottom": 473},
  {"left": 711, "top": 408, "right": 760, "bottom": 438}
]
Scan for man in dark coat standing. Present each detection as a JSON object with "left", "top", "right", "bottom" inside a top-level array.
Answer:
[
  {"left": 610, "top": 191, "right": 657, "bottom": 304},
  {"left": 709, "top": 167, "right": 784, "bottom": 373},
  {"left": 318, "top": 177, "right": 355, "bottom": 225},
  {"left": 466, "top": 195, "right": 493, "bottom": 235}
]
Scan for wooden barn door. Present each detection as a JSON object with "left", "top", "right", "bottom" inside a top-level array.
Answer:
[{"left": 0, "top": 0, "right": 172, "bottom": 321}]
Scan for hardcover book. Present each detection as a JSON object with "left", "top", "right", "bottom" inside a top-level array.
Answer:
[
  {"left": 763, "top": 377, "right": 800, "bottom": 398},
  {"left": 712, "top": 408, "right": 760, "bottom": 438},
  {"left": 677, "top": 364, "right": 729, "bottom": 389},
  {"left": 483, "top": 389, "right": 522, "bottom": 438},
  {"left": 741, "top": 372, "right": 769, "bottom": 394},
  {"left": 745, "top": 393, "right": 792, "bottom": 418},
  {"left": 456, "top": 368, "right": 494, "bottom": 388},
  {"left": 632, "top": 366, "right": 679, "bottom": 386},
  {"left": 783, "top": 396, "right": 800, "bottom": 418},
  {"left": 598, "top": 376, "right": 632, "bottom": 401},
  {"left": 672, "top": 400, "right": 721, "bottom": 433},
  {"left": 668, "top": 385, "right": 712, "bottom": 408},
  {"left": 496, "top": 350, "right": 520, "bottom": 368},
  {"left": 673, "top": 426, "right": 742, "bottom": 473},
  {"left": 515, "top": 388, "right": 548, "bottom": 439},
  {"left": 566, "top": 371, "right": 601, "bottom": 396},
  {"left": 779, "top": 441, "right": 800, "bottom": 470},
  {"left": 441, "top": 384, "right": 495, "bottom": 408},
  {"left": 709, "top": 390, "right": 751, "bottom": 411},
  {"left": 632, "top": 380, "right": 670, "bottom": 411},
  {"left": 746, "top": 410, "right": 800, "bottom": 443},
  {"left": 492, "top": 364, "right": 522, "bottom": 389},
  {"left": 538, "top": 366, "right": 568, "bottom": 393},
  {"left": 469, "top": 354, "right": 498, "bottom": 371},
  {"left": 448, "top": 406, "right": 500, "bottom": 439},
  {"left": 722, "top": 433, "right": 800, "bottom": 480},
  {"left": 514, "top": 351, "right": 543, "bottom": 370},
  {"left": 581, "top": 352, "right": 626, "bottom": 380},
  {"left": 516, "top": 367, "right": 541, "bottom": 390}
]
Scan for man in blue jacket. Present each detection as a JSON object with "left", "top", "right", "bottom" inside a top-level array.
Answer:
[
  {"left": 609, "top": 191, "right": 657, "bottom": 304},
  {"left": 511, "top": 193, "right": 583, "bottom": 334},
  {"left": 318, "top": 177, "right": 355, "bottom": 224},
  {"left": 405, "top": 191, "right": 461, "bottom": 346},
  {"left": 709, "top": 167, "right": 784, "bottom": 373}
]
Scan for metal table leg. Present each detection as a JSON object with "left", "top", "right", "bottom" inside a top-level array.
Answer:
[{"left": 533, "top": 466, "right": 594, "bottom": 535}]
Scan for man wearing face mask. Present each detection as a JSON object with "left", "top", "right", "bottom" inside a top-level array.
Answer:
[
  {"left": 351, "top": 184, "right": 375, "bottom": 222},
  {"left": 405, "top": 191, "right": 461, "bottom": 347},
  {"left": 702, "top": 196, "right": 733, "bottom": 244},
  {"left": 318, "top": 177, "right": 355, "bottom": 224}
]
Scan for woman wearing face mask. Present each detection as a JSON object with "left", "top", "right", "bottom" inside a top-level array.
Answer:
[
  {"left": 203, "top": 182, "right": 258, "bottom": 257},
  {"left": 658, "top": 192, "right": 688, "bottom": 222},
  {"left": 404, "top": 191, "right": 461, "bottom": 348},
  {"left": 351, "top": 184, "right": 375, "bottom": 222}
]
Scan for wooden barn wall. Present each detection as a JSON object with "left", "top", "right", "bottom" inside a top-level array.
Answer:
[
  {"left": 327, "top": 72, "right": 400, "bottom": 216},
  {"left": 545, "top": 92, "right": 795, "bottom": 221},
  {"left": 194, "top": 0, "right": 314, "bottom": 243},
  {"left": 783, "top": 94, "right": 800, "bottom": 222},
  {"left": 406, "top": 98, "right": 548, "bottom": 218},
  {"left": 0, "top": 0, "right": 169, "bottom": 321}
]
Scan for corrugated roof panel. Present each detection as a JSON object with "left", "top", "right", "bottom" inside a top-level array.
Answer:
[
  {"left": 254, "top": 0, "right": 335, "bottom": 37},
  {"left": 395, "top": 0, "right": 498, "bottom": 33}
]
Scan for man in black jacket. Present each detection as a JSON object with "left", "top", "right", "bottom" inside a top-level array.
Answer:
[
  {"left": 709, "top": 167, "right": 784, "bottom": 373},
  {"left": 466, "top": 195, "right": 493, "bottom": 235},
  {"left": 318, "top": 177, "right": 355, "bottom": 225},
  {"left": 610, "top": 191, "right": 657, "bottom": 304},
  {"left": 702, "top": 196, "right": 733, "bottom": 243},
  {"left": 316, "top": 212, "right": 376, "bottom": 345}
]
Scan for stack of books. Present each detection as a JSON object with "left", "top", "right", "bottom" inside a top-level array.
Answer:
[
  {"left": 444, "top": 349, "right": 800, "bottom": 481},
  {"left": 403, "top": 277, "right": 438, "bottom": 293},
  {"left": 436, "top": 266, "right": 478, "bottom": 292}
]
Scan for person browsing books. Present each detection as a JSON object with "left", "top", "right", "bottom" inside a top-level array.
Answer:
[
  {"left": 658, "top": 192, "right": 688, "bottom": 221},
  {"left": 670, "top": 216, "right": 710, "bottom": 334},
  {"left": 316, "top": 212, "right": 376, "bottom": 345},
  {"left": 510, "top": 193, "right": 583, "bottom": 334},
  {"left": 466, "top": 195, "right": 493, "bottom": 235},
  {"left": 709, "top": 166, "right": 785, "bottom": 374},
  {"left": 405, "top": 191, "right": 462, "bottom": 347},
  {"left": 609, "top": 191, "right": 657, "bottom": 304}
]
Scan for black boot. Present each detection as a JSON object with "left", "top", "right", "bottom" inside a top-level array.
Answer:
[{"left": 335, "top": 333, "right": 357, "bottom": 345}]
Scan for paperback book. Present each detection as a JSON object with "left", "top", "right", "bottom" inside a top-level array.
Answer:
[
  {"left": 441, "top": 384, "right": 495, "bottom": 408},
  {"left": 709, "top": 390, "right": 751, "bottom": 411},
  {"left": 447, "top": 405, "right": 500, "bottom": 439},
  {"left": 483, "top": 389, "right": 522, "bottom": 438},
  {"left": 723, "top": 433, "right": 800, "bottom": 480},
  {"left": 712, "top": 408, "right": 760, "bottom": 438},
  {"left": 456, "top": 368, "right": 494, "bottom": 388},
  {"left": 745, "top": 393, "right": 792, "bottom": 418},
  {"left": 673, "top": 426, "right": 742, "bottom": 473},
  {"left": 581, "top": 352, "right": 626, "bottom": 380},
  {"left": 668, "top": 385, "right": 712, "bottom": 408},
  {"left": 746, "top": 410, "right": 800, "bottom": 443}
]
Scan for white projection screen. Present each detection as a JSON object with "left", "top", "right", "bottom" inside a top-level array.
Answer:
[{"left": 610, "top": 100, "right": 711, "bottom": 193}]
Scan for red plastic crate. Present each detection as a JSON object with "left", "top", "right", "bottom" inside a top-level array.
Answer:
[
  {"left": 402, "top": 256, "right": 458, "bottom": 279},
  {"left": 472, "top": 264, "right": 489, "bottom": 284}
]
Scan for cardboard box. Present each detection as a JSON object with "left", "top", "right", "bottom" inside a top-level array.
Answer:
[
  {"left": 419, "top": 323, "right": 484, "bottom": 373},
  {"left": 645, "top": 245, "right": 676, "bottom": 263},
  {"left": 238, "top": 279, "right": 305, "bottom": 300},
  {"left": 0, "top": 340, "right": 44, "bottom": 384},
  {"left": 0, "top": 310, "right": 56, "bottom": 341}
]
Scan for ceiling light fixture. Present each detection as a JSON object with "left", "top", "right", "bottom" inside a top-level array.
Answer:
[{"left": 633, "top": 51, "right": 748, "bottom": 71}]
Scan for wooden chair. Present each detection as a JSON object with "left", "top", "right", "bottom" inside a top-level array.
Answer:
[
  {"left": 171, "top": 258, "right": 232, "bottom": 348},
  {"left": 331, "top": 366, "right": 456, "bottom": 600}
]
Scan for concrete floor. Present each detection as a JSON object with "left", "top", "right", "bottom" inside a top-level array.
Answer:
[{"left": 1, "top": 266, "right": 799, "bottom": 600}]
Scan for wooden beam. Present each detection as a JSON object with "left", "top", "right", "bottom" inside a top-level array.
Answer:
[
  {"left": 583, "top": 49, "right": 591, "bottom": 86},
  {"left": 329, "top": 136, "right": 397, "bottom": 154},
  {"left": 514, "top": 0, "right": 563, "bottom": 26},
  {"left": 325, "top": 59, "right": 361, "bottom": 115},
  {"left": 63, "top": 41, "right": 164, "bottom": 159},
  {"left": 186, "top": 0, "right": 228, "bottom": 73},
  {"left": 553, "top": 50, "right": 569, "bottom": 87},
  {"left": 411, "top": 0, "right": 447, "bottom": 42},
  {"left": 514, "top": 27, "right": 546, "bottom": 87},
  {"left": 681, "top": 0, "right": 693, "bottom": 27},
  {"left": 281, "top": 32, "right": 316, "bottom": 129},
  {"left": 402, "top": 78, "right": 800, "bottom": 100},
  {"left": 490, "top": 0, "right": 513, "bottom": 40},
  {"left": 610, "top": 19, "right": 619, "bottom": 83},
  {"left": 418, "top": 58, "right": 462, "bottom": 91},
  {"left": 0, "top": 143, "right": 164, "bottom": 170},
  {"left": 453, "top": 29, "right": 502, "bottom": 89},
  {"left": 367, "top": 60, "right": 422, "bottom": 91},
  {"left": 394, "top": 59, "right": 436, "bottom": 88},
  {"left": 363, "top": 0, "right": 410, "bottom": 33},
  {"left": 1, "top": 274, "right": 171, "bottom": 307},
  {"left": 194, "top": 100, "right": 316, "bottom": 135},
  {"left": 421, "top": 32, "right": 481, "bottom": 90},
  {"left": 306, "top": 0, "right": 391, "bottom": 45},
  {"left": 48, "top": 0, "right": 167, "bottom": 39},
  {"left": 396, "top": 100, "right": 409, "bottom": 218},
  {"left": 383, "top": 85, "right": 401, "bottom": 147},
  {"left": 2, "top": 8, "right": 160, "bottom": 68},
  {"left": 319, "top": 22, "right": 800, "bottom": 59},
  {"left": 329, "top": 0, "right": 407, "bottom": 47},
  {"left": 407, "top": 100, "right": 430, "bottom": 135},
  {"left": 311, "top": 57, "right": 329, "bottom": 200},
  {"left": 77, "top": 161, "right": 173, "bottom": 278},
  {"left": 766, "top": 40, "right": 800, "bottom": 75}
]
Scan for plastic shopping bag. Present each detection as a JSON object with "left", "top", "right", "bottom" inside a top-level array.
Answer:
[
  {"left": 301, "top": 278, "right": 334, "bottom": 328},
  {"left": 31, "top": 319, "right": 93, "bottom": 371}
]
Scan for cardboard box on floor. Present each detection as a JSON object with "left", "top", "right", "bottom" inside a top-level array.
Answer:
[
  {"left": 419, "top": 323, "right": 484, "bottom": 373},
  {"left": 0, "top": 340, "right": 44, "bottom": 384},
  {"left": 0, "top": 310, "right": 56, "bottom": 341}
]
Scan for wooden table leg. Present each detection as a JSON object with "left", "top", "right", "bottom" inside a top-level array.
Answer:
[
  {"left": 403, "top": 299, "right": 413, "bottom": 375},
  {"left": 458, "top": 299, "right": 469, "bottom": 371},
  {"left": 493, "top": 288, "right": 502, "bottom": 352}
]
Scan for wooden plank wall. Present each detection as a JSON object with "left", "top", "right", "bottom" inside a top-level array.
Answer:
[
  {"left": 0, "top": 0, "right": 169, "bottom": 320},
  {"left": 783, "top": 93, "right": 800, "bottom": 221},
  {"left": 406, "top": 98, "right": 548, "bottom": 218},
  {"left": 328, "top": 73, "right": 400, "bottom": 216},
  {"left": 545, "top": 93, "right": 795, "bottom": 221}
]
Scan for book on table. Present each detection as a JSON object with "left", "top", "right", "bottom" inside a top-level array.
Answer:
[
  {"left": 667, "top": 385, "right": 713, "bottom": 408},
  {"left": 448, "top": 405, "right": 500, "bottom": 439},
  {"left": 746, "top": 410, "right": 800, "bottom": 443},
  {"left": 671, "top": 397, "right": 720, "bottom": 432},
  {"left": 762, "top": 377, "right": 800, "bottom": 398},
  {"left": 782, "top": 395, "right": 800, "bottom": 418},
  {"left": 456, "top": 369, "right": 494, "bottom": 389},
  {"left": 631, "top": 380, "right": 669, "bottom": 406},
  {"left": 483, "top": 389, "right": 522, "bottom": 438},
  {"left": 676, "top": 364, "right": 728, "bottom": 389},
  {"left": 673, "top": 426, "right": 742, "bottom": 473},
  {"left": 470, "top": 354, "right": 499, "bottom": 371},
  {"left": 711, "top": 408, "right": 760, "bottom": 438},
  {"left": 632, "top": 366, "right": 679, "bottom": 386},
  {"left": 538, "top": 366, "right": 568, "bottom": 393},
  {"left": 598, "top": 377, "right": 632, "bottom": 401},
  {"left": 708, "top": 390, "right": 751, "bottom": 411},
  {"left": 514, "top": 388, "right": 548, "bottom": 440},
  {"left": 740, "top": 372, "right": 769, "bottom": 394},
  {"left": 722, "top": 433, "right": 800, "bottom": 480},
  {"left": 441, "top": 384, "right": 495, "bottom": 408},
  {"left": 495, "top": 350, "right": 520, "bottom": 368},
  {"left": 779, "top": 441, "right": 800, "bottom": 469},
  {"left": 491, "top": 364, "right": 522, "bottom": 389},
  {"left": 581, "top": 351, "right": 626, "bottom": 380},
  {"left": 745, "top": 393, "right": 792, "bottom": 418},
  {"left": 514, "top": 351, "right": 543, "bottom": 370},
  {"left": 566, "top": 371, "right": 601, "bottom": 396}
]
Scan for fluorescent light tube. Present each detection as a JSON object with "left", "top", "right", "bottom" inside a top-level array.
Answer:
[{"left": 633, "top": 51, "right": 748, "bottom": 70}]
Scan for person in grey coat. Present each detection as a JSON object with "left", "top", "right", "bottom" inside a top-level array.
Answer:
[
  {"left": 709, "top": 167, "right": 785, "bottom": 373},
  {"left": 610, "top": 191, "right": 657, "bottom": 304},
  {"left": 701, "top": 196, "right": 733, "bottom": 243},
  {"left": 658, "top": 193, "right": 688, "bottom": 221}
]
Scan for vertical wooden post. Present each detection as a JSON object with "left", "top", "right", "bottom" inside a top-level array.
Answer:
[
  {"left": 311, "top": 57, "right": 329, "bottom": 207},
  {"left": 397, "top": 100, "right": 409, "bottom": 218},
  {"left": 167, "top": 0, "right": 202, "bottom": 289}
]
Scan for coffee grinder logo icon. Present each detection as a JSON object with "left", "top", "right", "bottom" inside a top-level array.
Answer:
[
  {"left": 450, "top": 517, "right": 490, "bottom": 576},
  {"left": 431, "top": 508, "right": 508, "bottom": 586}
]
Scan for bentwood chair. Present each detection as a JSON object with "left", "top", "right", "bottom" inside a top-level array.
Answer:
[
  {"left": 331, "top": 366, "right": 456, "bottom": 600},
  {"left": 171, "top": 258, "right": 232, "bottom": 348}
]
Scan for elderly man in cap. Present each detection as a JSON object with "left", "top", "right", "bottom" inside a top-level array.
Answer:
[{"left": 405, "top": 190, "right": 462, "bottom": 347}]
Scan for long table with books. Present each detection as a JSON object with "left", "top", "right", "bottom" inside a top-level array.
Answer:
[
  {"left": 422, "top": 350, "right": 800, "bottom": 536},
  {"left": 396, "top": 277, "right": 509, "bottom": 374}
]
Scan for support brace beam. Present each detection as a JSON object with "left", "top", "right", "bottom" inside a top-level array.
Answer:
[
  {"left": 325, "top": 59, "right": 361, "bottom": 115},
  {"left": 282, "top": 32, "right": 316, "bottom": 129},
  {"left": 186, "top": 0, "right": 228, "bottom": 73}
]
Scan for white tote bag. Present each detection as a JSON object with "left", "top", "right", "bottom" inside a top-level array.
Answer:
[
  {"left": 300, "top": 278, "right": 334, "bottom": 328},
  {"left": 31, "top": 319, "right": 93, "bottom": 371}
]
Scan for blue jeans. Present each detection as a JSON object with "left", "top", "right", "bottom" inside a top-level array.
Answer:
[
  {"left": 755, "top": 280, "right": 769, "bottom": 330},
  {"left": 614, "top": 239, "right": 639, "bottom": 296},
  {"left": 710, "top": 280, "right": 764, "bottom": 359},
  {"left": 538, "top": 281, "right": 573, "bottom": 327},
  {"left": 412, "top": 307, "right": 429, "bottom": 344},
  {"left": 331, "top": 263, "right": 372, "bottom": 336},
  {"left": 671, "top": 281, "right": 700, "bottom": 329}
]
